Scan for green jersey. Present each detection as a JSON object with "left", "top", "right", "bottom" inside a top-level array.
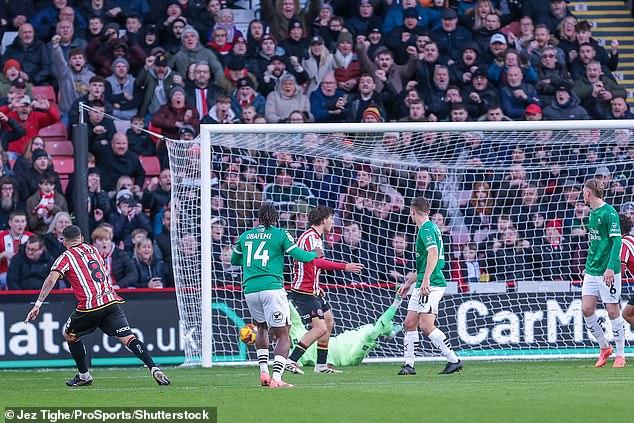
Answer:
[
  {"left": 231, "top": 225, "right": 317, "bottom": 294},
  {"left": 586, "top": 202, "right": 622, "bottom": 276},
  {"left": 415, "top": 220, "right": 446, "bottom": 288}
]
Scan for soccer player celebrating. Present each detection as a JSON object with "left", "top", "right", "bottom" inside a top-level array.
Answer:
[
  {"left": 396, "top": 197, "right": 462, "bottom": 375},
  {"left": 231, "top": 203, "right": 321, "bottom": 388},
  {"left": 24, "top": 225, "right": 170, "bottom": 386},
  {"left": 581, "top": 179, "right": 626, "bottom": 368},
  {"left": 618, "top": 214, "right": 634, "bottom": 349},
  {"left": 286, "top": 205, "right": 364, "bottom": 374}
]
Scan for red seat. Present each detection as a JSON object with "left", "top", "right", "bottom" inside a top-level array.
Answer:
[
  {"left": 139, "top": 155, "right": 161, "bottom": 176},
  {"left": 31, "top": 86, "right": 57, "bottom": 104},
  {"left": 52, "top": 157, "right": 74, "bottom": 175},
  {"left": 39, "top": 122, "right": 67, "bottom": 142},
  {"left": 45, "top": 140, "right": 74, "bottom": 156}
]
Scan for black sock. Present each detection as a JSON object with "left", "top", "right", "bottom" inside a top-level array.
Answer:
[
  {"left": 68, "top": 339, "right": 89, "bottom": 374},
  {"left": 288, "top": 341, "right": 308, "bottom": 363},
  {"left": 317, "top": 343, "right": 328, "bottom": 365},
  {"left": 127, "top": 338, "right": 157, "bottom": 369}
]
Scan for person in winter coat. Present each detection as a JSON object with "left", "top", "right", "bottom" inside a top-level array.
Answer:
[
  {"left": 91, "top": 225, "right": 139, "bottom": 289},
  {"left": 169, "top": 25, "right": 224, "bottom": 86},
  {"left": 132, "top": 237, "right": 166, "bottom": 288},
  {"left": 265, "top": 74, "right": 311, "bottom": 123},
  {"left": 136, "top": 54, "right": 184, "bottom": 116},
  {"left": 150, "top": 86, "right": 199, "bottom": 140},
  {"left": 542, "top": 82, "right": 590, "bottom": 121},
  {"left": 2, "top": 24, "right": 52, "bottom": 85},
  {"left": 50, "top": 37, "right": 95, "bottom": 115},
  {"left": 7, "top": 235, "right": 56, "bottom": 290}
]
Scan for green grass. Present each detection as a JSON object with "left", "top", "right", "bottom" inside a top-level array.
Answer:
[{"left": 0, "top": 361, "right": 631, "bottom": 423}]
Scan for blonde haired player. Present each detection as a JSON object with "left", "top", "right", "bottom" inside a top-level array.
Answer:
[{"left": 581, "top": 179, "right": 626, "bottom": 368}]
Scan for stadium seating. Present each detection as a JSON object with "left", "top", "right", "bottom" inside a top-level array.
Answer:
[
  {"left": 38, "top": 123, "right": 68, "bottom": 142},
  {"left": 31, "top": 86, "right": 57, "bottom": 104},
  {"left": 45, "top": 140, "right": 74, "bottom": 157}
]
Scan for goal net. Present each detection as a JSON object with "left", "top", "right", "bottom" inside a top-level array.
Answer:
[{"left": 169, "top": 121, "right": 634, "bottom": 366}]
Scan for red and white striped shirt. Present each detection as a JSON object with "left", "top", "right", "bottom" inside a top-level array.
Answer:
[
  {"left": 0, "top": 230, "right": 33, "bottom": 275},
  {"left": 621, "top": 235, "right": 634, "bottom": 276},
  {"left": 291, "top": 228, "right": 346, "bottom": 295},
  {"left": 52, "top": 243, "right": 122, "bottom": 311}
]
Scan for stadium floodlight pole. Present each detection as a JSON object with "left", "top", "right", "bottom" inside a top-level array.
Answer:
[
  {"left": 200, "top": 128, "right": 213, "bottom": 368},
  {"left": 72, "top": 102, "right": 89, "bottom": 240}
]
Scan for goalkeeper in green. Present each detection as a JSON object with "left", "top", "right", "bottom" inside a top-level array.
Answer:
[
  {"left": 396, "top": 197, "right": 462, "bottom": 375},
  {"left": 231, "top": 203, "right": 321, "bottom": 388},
  {"left": 581, "top": 179, "right": 626, "bottom": 368}
]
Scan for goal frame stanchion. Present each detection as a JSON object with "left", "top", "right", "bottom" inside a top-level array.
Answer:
[{"left": 196, "top": 120, "right": 634, "bottom": 366}]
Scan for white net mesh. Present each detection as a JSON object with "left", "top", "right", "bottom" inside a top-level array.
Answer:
[{"left": 170, "top": 123, "right": 634, "bottom": 365}]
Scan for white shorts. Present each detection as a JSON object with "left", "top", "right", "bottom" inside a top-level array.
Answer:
[
  {"left": 244, "top": 289, "right": 291, "bottom": 327},
  {"left": 407, "top": 286, "right": 446, "bottom": 314},
  {"left": 582, "top": 273, "right": 622, "bottom": 304}
]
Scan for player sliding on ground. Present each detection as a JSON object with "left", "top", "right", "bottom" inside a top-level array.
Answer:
[
  {"left": 581, "top": 179, "right": 626, "bottom": 368},
  {"left": 397, "top": 197, "right": 462, "bottom": 375},
  {"left": 618, "top": 214, "right": 634, "bottom": 345},
  {"left": 231, "top": 203, "right": 321, "bottom": 388},
  {"left": 24, "top": 225, "right": 170, "bottom": 386},
  {"left": 286, "top": 205, "right": 364, "bottom": 375}
]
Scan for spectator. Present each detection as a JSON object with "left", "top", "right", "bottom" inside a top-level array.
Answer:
[
  {"left": 463, "top": 181, "right": 497, "bottom": 243},
  {"left": 26, "top": 173, "right": 68, "bottom": 234},
  {"left": 108, "top": 191, "right": 152, "bottom": 250},
  {"left": 125, "top": 116, "right": 155, "bottom": 156},
  {"left": 542, "top": 0, "right": 573, "bottom": 34},
  {"left": 569, "top": 42, "right": 613, "bottom": 81},
  {"left": 590, "top": 96, "right": 634, "bottom": 121},
  {"left": 462, "top": 67, "right": 499, "bottom": 118},
  {"left": 91, "top": 225, "right": 138, "bottom": 289},
  {"left": 132, "top": 237, "right": 166, "bottom": 288},
  {"left": 333, "top": 31, "right": 362, "bottom": 94},
  {"left": 86, "top": 100, "right": 116, "bottom": 152},
  {"left": 213, "top": 244, "right": 242, "bottom": 285},
  {"left": 260, "top": 0, "right": 320, "bottom": 42},
  {"left": 310, "top": 72, "right": 348, "bottom": 123},
  {"left": 0, "top": 210, "right": 33, "bottom": 289},
  {"left": 169, "top": 25, "right": 224, "bottom": 85},
  {"left": 489, "top": 226, "right": 531, "bottom": 283},
  {"left": 499, "top": 65, "right": 541, "bottom": 120},
  {"left": 265, "top": 73, "right": 311, "bottom": 123},
  {"left": 1, "top": 1, "right": 34, "bottom": 32},
  {"left": 0, "top": 61, "right": 33, "bottom": 100},
  {"left": 93, "top": 132, "right": 146, "bottom": 192},
  {"left": 230, "top": 77, "right": 266, "bottom": 117},
  {"left": 2, "top": 23, "right": 52, "bottom": 85},
  {"left": 524, "top": 104, "right": 543, "bottom": 121},
  {"left": 219, "top": 169, "right": 262, "bottom": 232},
  {"left": 385, "top": 232, "right": 415, "bottom": 284},
  {"left": 136, "top": 53, "right": 184, "bottom": 116},
  {"left": 304, "top": 157, "right": 341, "bottom": 210},
  {"left": 342, "top": 164, "right": 379, "bottom": 221},
  {"left": 142, "top": 169, "right": 171, "bottom": 223},
  {"left": 535, "top": 46, "right": 573, "bottom": 106},
  {"left": 256, "top": 53, "right": 309, "bottom": 98},
  {"left": 51, "top": 39, "right": 95, "bottom": 116},
  {"left": 105, "top": 58, "right": 141, "bottom": 120},
  {"left": 263, "top": 167, "right": 317, "bottom": 219},
  {"left": 151, "top": 86, "right": 199, "bottom": 139},
  {"left": 185, "top": 62, "right": 223, "bottom": 120},
  {"left": 154, "top": 209, "right": 173, "bottom": 286},
  {"left": 542, "top": 81, "right": 590, "bottom": 120},
  {"left": 302, "top": 35, "right": 336, "bottom": 95},
  {"left": 345, "top": 73, "right": 390, "bottom": 123},
  {"left": 357, "top": 43, "right": 418, "bottom": 95},
  {"left": 383, "top": 8, "right": 424, "bottom": 66},
  {"left": 526, "top": 25, "right": 566, "bottom": 68},
  {"left": 278, "top": 18, "right": 309, "bottom": 62},
  {"left": 43, "top": 211, "right": 72, "bottom": 259},
  {"left": 86, "top": 168, "right": 112, "bottom": 232},
  {"left": 431, "top": 8, "right": 473, "bottom": 63},
  {"left": 207, "top": 26, "right": 233, "bottom": 64},
  {"left": 482, "top": 32, "right": 508, "bottom": 66},
  {"left": 86, "top": 29, "right": 146, "bottom": 78},
  {"left": 574, "top": 61, "right": 626, "bottom": 117},
  {"left": 16, "top": 149, "right": 63, "bottom": 203},
  {"left": 68, "top": 76, "right": 112, "bottom": 131},
  {"left": 457, "top": 243, "right": 482, "bottom": 290},
  {"left": 0, "top": 178, "right": 24, "bottom": 230},
  {"left": 331, "top": 220, "right": 380, "bottom": 284},
  {"left": 572, "top": 21, "right": 619, "bottom": 76},
  {"left": 201, "top": 94, "right": 238, "bottom": 124},
  {"left": 47, "top": 18, "right": 88, "bottom": 64},
  {"left": 7, "top": 235, "right": 56, "bottom": 290},
  {"left": 0, "top": 110, "right": 26, "bottom": 152},
  {"left": 30, "top": 0, "right": 87, "bottom": 41},
  {"left": 345, "top": 0, "right": 382, "bottom": 38},
  {"left": 534, "top": 218, "right": 571, "bottom": 280},
  {"left": 0, "top": 96, "right": 60, "bottom": 160}
]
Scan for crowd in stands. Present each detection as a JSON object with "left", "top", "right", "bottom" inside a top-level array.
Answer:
[{"left": 0, "top": 0, "right": 633, "bottom": 292}]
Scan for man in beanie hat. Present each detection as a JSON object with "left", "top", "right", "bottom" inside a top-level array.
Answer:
[
  {"left": 543, "top": 80, "right": 590, "bottom": 120},
  {"left": 230, "top": 77, "right": 266, "bottom": 116},
  {"left": 345, "top": 73, "right": 388, "bottom": 122},
  {"left": 151, "top": 85, "right": 200, "bottom": 140},
  {"left": 279, "top": 18, "right": 310, "bottom": 63},
  {"left": 0, "top": 60, "right": 32, "bottom": 99},
  {"left": 333, "top": 31, "right": 361, "bottom": 93},
  {"left": 169, "top": 25, "right": 224, "bottom": 85},
  {"left": 106, "top": 57, "right": 140, "bottom": 120}
]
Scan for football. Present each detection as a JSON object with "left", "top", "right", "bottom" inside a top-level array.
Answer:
[{"left": 239, "top": 324, "right": 257, "bottom": 345}]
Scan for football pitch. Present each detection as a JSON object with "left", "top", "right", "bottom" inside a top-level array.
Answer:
[{"left": 0, "top": 361, "right": 630, "bottom": 423}]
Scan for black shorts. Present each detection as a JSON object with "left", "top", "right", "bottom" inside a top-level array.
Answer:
[
  {"left": 289, "top": 291, "right": 330, "bottom": 325},
  {"left": 64, "top": 302, "right": 133, "bottom": 339}
]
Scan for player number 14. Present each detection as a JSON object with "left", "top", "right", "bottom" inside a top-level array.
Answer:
[{"left": 244, "top": 241, "right": 270, "bottom": 267}]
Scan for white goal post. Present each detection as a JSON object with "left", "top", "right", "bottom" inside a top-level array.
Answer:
[{"left": 169, "top": 120, "right": 634, "bottom": 367}]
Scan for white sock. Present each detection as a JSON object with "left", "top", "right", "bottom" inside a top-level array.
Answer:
[
  {"left": 79, "top": 371, "right": 91, "bottom": 380},
  {"left": 403, "top": 331, "right": 418, "bottom": 367},
  {"left": 256, "top": 348, "right": 269, "bottom": 373},
  {"left": 429, "top": 328, "right": 459, "bottom": 363},
  {"left": 584, "top": 314, "right": 609, "bottom": 349},
  {"left": 611, "top": 317, "right": 626, "bottom": 357},
  {"left": 272, "top": 354, "right": 286, "bottom": 382}
]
